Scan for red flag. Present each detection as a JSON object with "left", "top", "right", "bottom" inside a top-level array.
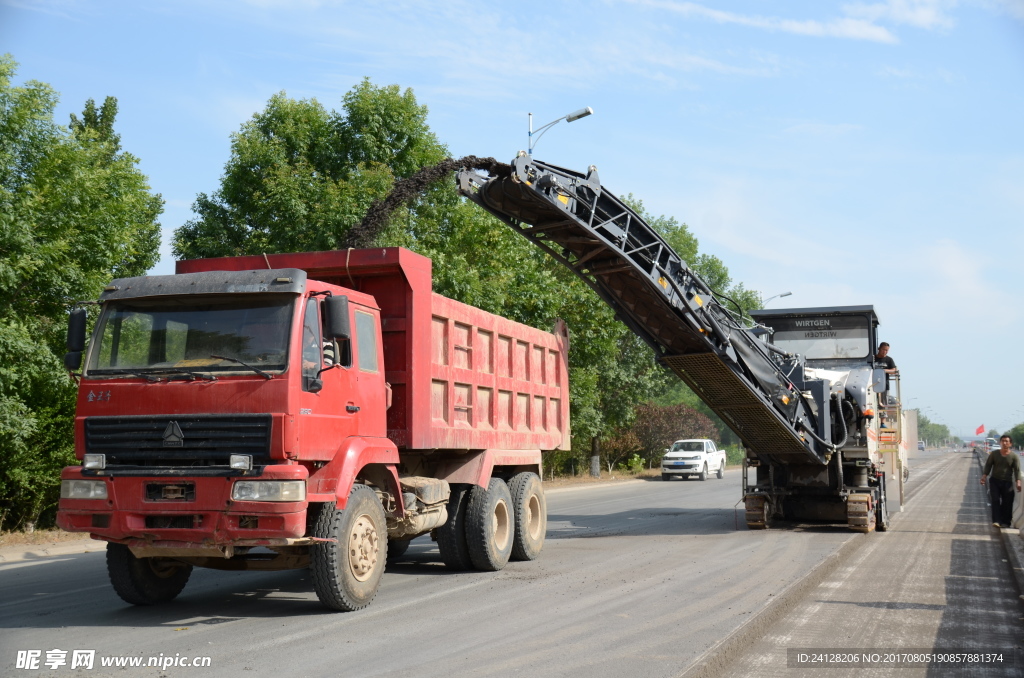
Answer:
[{"left": 975, "top": 424, "right": 985, "bottom": 435}]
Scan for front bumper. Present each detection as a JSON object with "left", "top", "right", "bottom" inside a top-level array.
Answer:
[
  {"left": 56, "top": 464, "right": 308, "bottom": 545},
  {"left": 662, "top": 462, "right": 700, "bottom": 475}
]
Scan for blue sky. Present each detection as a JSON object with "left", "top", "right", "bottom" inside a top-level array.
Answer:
[{"left": 3, "top": 0, "right": 1023, "bottom": 437}]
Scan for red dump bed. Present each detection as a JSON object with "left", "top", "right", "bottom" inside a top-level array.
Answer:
[{"left": 177, "top": 247, "right": 570, "bottom": 453}]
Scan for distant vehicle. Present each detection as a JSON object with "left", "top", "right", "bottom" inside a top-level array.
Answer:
[
  {"left": 662, "top": 439, "right": 726, "bottom": 481},
  {"left": 917, "top": 441, "right": 925, "bottom": 451}
]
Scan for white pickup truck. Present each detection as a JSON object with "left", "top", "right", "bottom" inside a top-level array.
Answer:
[{"left": 661, "top": 439, "right": 726, "bottom": 481}]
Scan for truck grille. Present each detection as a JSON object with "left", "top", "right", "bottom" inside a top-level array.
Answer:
[{"left": 85, "top": 414, "right": 272, "bottom": 468}]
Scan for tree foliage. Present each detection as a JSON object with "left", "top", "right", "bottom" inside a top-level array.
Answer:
[
  {"left": 918, "top": 414, "right": 954, "bottom": 446},
  {"left": 172, "top": 81, "right": 446, "bottom": 259},
  {"left": 0, "top": 55, "right": 162, "bottom": 529},
  {"left": 1004, "top": 423, "right": 1024, "bottom": 448},
  {"left": 600, "top": 402, "right": 717, "bottom": 471}
]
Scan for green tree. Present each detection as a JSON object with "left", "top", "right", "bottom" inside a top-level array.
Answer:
[
  {"left": 918, "top": 414, "right": 953, "bottom": 447},
  {"left": 1004, "top": 423, "right": 1024, "bottom": 448},
  {"left": 172, "top": 81, "right": 446, "bottom": 260},
  {"left": 0, "top": 54, "right": 163, "bottom": 530}
]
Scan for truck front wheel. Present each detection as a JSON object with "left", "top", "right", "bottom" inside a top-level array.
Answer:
[
  {"left": 698, "top": 463, "right": 708, "bottom": 481},
  {"left": 106, "top": 543, "right": 192, "bottom": 606},
  {"left": 465, "top": 478, "right": 514, "bottom": 571},
  {"left": 508, "top": 472, "right": 546, "bottom": 561},
  {"left": 310, "top": 485, "right": 387, "bottom": 611}
]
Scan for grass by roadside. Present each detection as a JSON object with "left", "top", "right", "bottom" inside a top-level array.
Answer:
[
  {"left": 543, "top": 467, "right": 661, "bottom": 488},
  {"left": 0, "top": 528, "right": 91, "bottom": 548}
]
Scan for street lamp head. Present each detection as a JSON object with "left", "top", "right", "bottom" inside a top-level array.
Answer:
[
  {"left": 528, "top": 106, "right": 595, "bottom": 154},
  {"left": 566, "top": 107, "right": 594, "bottom": 123},
  {"left": 762, "top": 291, "right": 793, "bottom": 306}
]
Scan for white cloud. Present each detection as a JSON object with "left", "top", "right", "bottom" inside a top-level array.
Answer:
[
  {"left": 625, "top": 0, "right": 900, "bottom": 43},
  {"left": 843, "top": 0, "right": 956, "bottom": 30}
]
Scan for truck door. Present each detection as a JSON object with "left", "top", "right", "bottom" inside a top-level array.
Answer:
[
  {"left": 349, "top": 304, "right": 387, "bottom": 438},
  {"left": 298, "top": 297, "right": 356, "bottom": 458}
]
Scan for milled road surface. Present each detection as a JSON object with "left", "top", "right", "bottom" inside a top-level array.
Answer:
[
  {"left": 716, "top": 449, "right": 1024, "bottom": 678},
  {"left": 1, "top": 450, "right": 1016, "bottom": 677}
]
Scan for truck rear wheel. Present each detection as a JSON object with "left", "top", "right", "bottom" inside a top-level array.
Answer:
[
  {"left": 106, "top": 543, "right": 192, "bottom": 605},
  {"left": 717, "top": 461, "right": 725, "bottom": 479},
  {"left": 310, "top": 485, "right": 387, "bottom": 611},
  {"left": 436, "top": 484, "right": 474, "bottom": 570},
  {"left": 465, "top": 478, "right": 513, "bottom": 571},
  {"left": 508, "top": 472, "right": 546, "bottom": 561},
  {"left": 387, "top": 538, "right": 411, "bottom": 561}
]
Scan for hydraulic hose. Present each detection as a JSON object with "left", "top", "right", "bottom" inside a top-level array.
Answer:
[
  {"left": 831, "top": 394, "right": 849, "bottom": 449},
  {"left": 798, "top": 394, "right": 848, "bottom": 452}
]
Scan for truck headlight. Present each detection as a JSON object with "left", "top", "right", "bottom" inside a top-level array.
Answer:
[
  {"left": 60, "top": 480, "right": 108, "bottom": 500},
  {"left": 231, "top": 480, "right": 305, "bottom": 502},
  {"left": 229, "top": 454, "right": 252, "bottom": 470},
  {"left": 83, "top": 454, "right": 106, "bottom": 470}
]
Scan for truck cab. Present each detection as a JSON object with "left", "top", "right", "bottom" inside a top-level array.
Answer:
[{"left": 661, "top": 439, "right": 726, "bottom": 481}]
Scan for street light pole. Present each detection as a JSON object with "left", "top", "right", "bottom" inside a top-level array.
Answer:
[
  {"left": 761, "top": 291, "right": 792, "bottom": 307},
  {"left": 528, "top": 107, "right": 594, "bottom": 155}
]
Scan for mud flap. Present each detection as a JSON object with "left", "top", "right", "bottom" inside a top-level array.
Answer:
[{"left": 847, "top": 493, "right": 875, "bottom": 533}]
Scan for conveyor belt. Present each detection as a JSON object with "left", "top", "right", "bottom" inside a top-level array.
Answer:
[{"left": 457, "top": 156, "right": 826, "bottom": 465}]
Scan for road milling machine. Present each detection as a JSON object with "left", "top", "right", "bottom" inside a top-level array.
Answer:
[{"left": 457, "top": 154, "right": 905, "bottom": 531}]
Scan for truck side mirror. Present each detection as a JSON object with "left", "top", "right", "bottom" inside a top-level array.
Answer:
[
  {"left": 64, "top": 351, "right": 82, "bottom": 371},
  {"left": 67, "top": 307, "right": 87, "bottom": 352},
  {"left": 64, "top": 307, "right": 87, "bottom": 372},
  {"left": 323, "top": 295, "right": 351, "bottom": 340}
]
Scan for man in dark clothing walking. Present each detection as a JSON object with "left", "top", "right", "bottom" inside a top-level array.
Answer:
[{"left": 981, "top": 434, "right": 1022, "bottom": 528}]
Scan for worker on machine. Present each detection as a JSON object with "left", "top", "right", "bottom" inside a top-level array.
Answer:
[{"left": 874, "top": 342, "right": 898, "bottom": 407}]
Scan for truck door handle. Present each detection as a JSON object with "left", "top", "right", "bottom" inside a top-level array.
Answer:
[{"left": 346, "top": 405, "right": 360, "bottom": 413}]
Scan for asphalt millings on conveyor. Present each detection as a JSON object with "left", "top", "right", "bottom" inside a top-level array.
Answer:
[{"left": 344, "top": 155, "right": 510, "bottom": 249}]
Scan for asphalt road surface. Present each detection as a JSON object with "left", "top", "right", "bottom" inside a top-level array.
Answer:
[
  {"left": 1, "top": 449, "right": 1018, "bottom": 677},
  {"left": 716, "top": 448, "right": 1024, "bottom": 678}
]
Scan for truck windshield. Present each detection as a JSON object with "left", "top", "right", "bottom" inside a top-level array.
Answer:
[
  {"left": 670, "top": 442, "right": 704, "bottom": 452},
  {"left": 768, "top": 316, "right": 870, "bottom": 360},
  {"left": 87, "top": 295, "right": 294, "bottom": 377}
]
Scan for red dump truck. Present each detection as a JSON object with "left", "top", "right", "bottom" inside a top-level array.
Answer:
[{"left": 56, "top": 247, "right": 570, "bottom": 611}]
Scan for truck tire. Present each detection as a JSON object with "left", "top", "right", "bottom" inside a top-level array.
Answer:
[
  {"left": 662, "top": 473, "right": 671, "bottom": 481},
  {"left": 386, "top": 538, "right": 411, "bottom": 561},
  {"left": 106, "top": 543, "right": 192, "bottom": 606},
  {"left": 436, "top": 483, "right": 473, "bottom": 571},
  {"left": 508, "top": 472, "right": 546, "bottom": 561},
  {"left": 465, "top": 477, "right": 514, "bottom": 571},
  {"left": 310, "top": 485, "right": 387, "bottom": 612},
  {"left": 698, "top": 463, "right": 708, "bottom": 481},
  {"left": 717, "top": 461, "right": 725, "bottom": 479}
]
